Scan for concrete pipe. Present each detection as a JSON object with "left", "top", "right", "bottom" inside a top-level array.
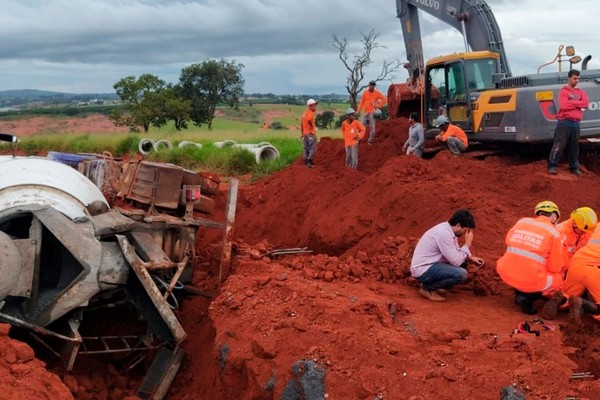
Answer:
[
  {"left": 214, "top": 140, "right": 237, "bottom": 149},
  {"left": 235, "top": 144, "right": 280, "bottom": 164},
  {"left": 139, "top": 139, "right": 155, "bottom": 155},
  {"left": 178, "top": 141, "right": 203, "bottom": 149},
  {"left": 153, "top": 139, "right": 173, "bottom": 151}
]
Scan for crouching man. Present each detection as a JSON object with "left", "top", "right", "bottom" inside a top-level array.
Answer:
[
  {"left": 410, "top": 209, "right": 485, "bottom": 301},
  {"left": 496, "top": 201, "right": 567, "bottom": 315}
]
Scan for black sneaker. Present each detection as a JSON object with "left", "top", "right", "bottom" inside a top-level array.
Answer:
[
  {"left": 515, "top": 292, "right": 537, "bottom": 315},
  {"left": 548, "top": 167, "right": 557, "bottom": 175},
  {"left": 571, "top": 169, "right": 582, "bottom": 176}
]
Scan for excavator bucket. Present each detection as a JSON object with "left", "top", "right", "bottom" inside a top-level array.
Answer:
[{"left": 387, "top": 81, "right": 439, "bottom": 120}]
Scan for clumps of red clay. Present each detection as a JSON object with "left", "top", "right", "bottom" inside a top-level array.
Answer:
[
  {"left": 0, "top": 324, "right": 73, "bottom": 399},
  {"left": 170, "top": 117, "right": 600, "bottom": 399}
]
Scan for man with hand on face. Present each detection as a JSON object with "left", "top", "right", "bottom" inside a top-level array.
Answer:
[{"left": 410, "top": 209, "right": 485, "bottom": 302}]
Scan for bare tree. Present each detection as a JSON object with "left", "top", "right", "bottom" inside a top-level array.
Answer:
[{"left": 333, "top": 29, "right": 403, "bottom": 109}]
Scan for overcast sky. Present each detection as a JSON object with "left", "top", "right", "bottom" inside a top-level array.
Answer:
[{"left": 0, "top": 0, "right": 598, "bottom": 95}]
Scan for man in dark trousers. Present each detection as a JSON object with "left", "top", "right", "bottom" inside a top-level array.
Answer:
[{"left": 548, "top": 69, "right": 589, "bottom": 176}]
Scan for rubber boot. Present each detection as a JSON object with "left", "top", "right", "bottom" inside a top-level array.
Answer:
[
  {"left": 515, "top": 290, "right": 537, "bottom": 315},
  {"left": 541, "top": 291, "right": 566, "bottom": 320}
]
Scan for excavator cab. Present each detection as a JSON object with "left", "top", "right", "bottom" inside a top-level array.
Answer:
[{"left": 425, "top": 52, "right": 500, "bottom": 134}]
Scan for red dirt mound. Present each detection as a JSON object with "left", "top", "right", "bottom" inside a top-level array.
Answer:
[{"left": 170, "top": 118, "right": 600, "bottom": 399}]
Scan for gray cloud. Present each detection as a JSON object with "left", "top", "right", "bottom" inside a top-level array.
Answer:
[{"left": 0, "top": 0, "right": 597, "bottom": 94}]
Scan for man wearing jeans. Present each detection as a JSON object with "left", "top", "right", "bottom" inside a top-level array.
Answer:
[
  {"left": 548, "top": 69, "right": 589, "bottom": 176},
  {"left": 410, "top": 209, "right": 485, "bottom": 301}
]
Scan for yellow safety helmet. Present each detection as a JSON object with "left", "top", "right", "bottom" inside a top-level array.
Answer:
[
  {"left": 571, "top": 207, "right": 598, "bottom": 232},
  {"left": 534, "top": 200, "right": 560, "bottom": 219}
]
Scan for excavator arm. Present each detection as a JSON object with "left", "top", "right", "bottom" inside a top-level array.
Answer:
[{"left": 396, "top": 0, "right": 511, "bottom": 78}]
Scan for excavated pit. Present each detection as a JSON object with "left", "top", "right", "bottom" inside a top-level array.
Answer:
[
  {"left": 1, "top": 116, "right": 600, "bottom": 398},
  {"left": 166, "top": 118, "right": 600, "bottom": 399}
]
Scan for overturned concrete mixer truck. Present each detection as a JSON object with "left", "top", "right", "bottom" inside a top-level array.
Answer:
[{"left": 0, "top": 133, "right": 231, "bottom": 399}]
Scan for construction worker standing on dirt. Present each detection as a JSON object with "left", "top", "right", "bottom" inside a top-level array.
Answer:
[
  {"left": 410, "top": 209, "right": 485, "bottom": 302},
  {"left": 301, "top": 99, "right": 318, "bottom": 168},
  {"left": 496, "top": 201, "right": 568, "bottom": 315},
  {"left": 434, "top": 115, "right": 468, "bottom": 155},
  {"left": 402, "top": 112, "right": 425, "bottom": 158},
  {"left": 357, "top": 80, "right": 387, "bottom": 144},
  {"left": 341, "top": 108, "right": 366, "bottom": 169},
  {"left": 548, "top": 69, "right": 589, "bottom": 176}
]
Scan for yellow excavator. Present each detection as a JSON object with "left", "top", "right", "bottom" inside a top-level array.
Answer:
[{"left": 388, "top": 0, "right": 600, "bottom": 143}]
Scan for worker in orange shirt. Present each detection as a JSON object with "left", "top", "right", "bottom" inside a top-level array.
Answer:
[
  {"left": 538, "top": 207, "right": 598, "bottom": 319},
  {"left": 340, "top": 108, "right": 366, "bottom": 169},
  {"left": 357, "top": 80, "right": 387, "bottom": 144},
  {"left": 496, "top": 201, "right": 568, "bottom": 315},
  {"left": 542, "top": 207, "right": 600, "bottom": 319},
  {"left": 300, "top": 99, "right": 318, "bottom": 168},
  {"left": 559, "top": 226, "right": 600, "bottom": 323},
  {"left": 434, "top": 115, "right": 468, "bottom": 155},
  {"left": 558, "top": 207, "right": 597, "bottom": 261}
]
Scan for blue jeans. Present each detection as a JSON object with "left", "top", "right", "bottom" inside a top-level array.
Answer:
[
  {"left": 302, "top": 134, "right": 317, "bottom": 164},
  {"left": 548, "top": 120, "right": 580, "bottom": 171},
  {"left": 417, "top": 262, "right": 468, "bottom": 291}
]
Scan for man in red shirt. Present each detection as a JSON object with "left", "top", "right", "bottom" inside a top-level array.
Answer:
[
  {"left": 301, "top": 99, "right": 318, "bottom": 168},
  {"left": 434, "top": 115, "right": 468, "bottom": 155},
  {"left": 548, "top": 69, "right": 589, "bottom": 176}
]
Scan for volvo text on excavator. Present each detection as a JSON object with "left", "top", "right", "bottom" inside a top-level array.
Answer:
[{"left": 388, "top": 0, "right": 600, "bottom": 143}]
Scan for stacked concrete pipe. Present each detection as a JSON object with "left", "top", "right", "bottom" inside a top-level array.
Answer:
[{"left": 233, "top": 143, "right": 280, "bottom": 164}]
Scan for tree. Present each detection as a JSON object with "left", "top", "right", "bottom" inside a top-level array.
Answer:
[
  {"left": 177, "top": 58, "right": 245, "bottom": 129},
  {"left": 333, "top": 30, "right": 403, "bottom": 109},
  {"left": 110, "top": 74, "right": 190, "bottom": 132},
  {"left": 316, "top": 111, "right": 335, "bottom": 130}
]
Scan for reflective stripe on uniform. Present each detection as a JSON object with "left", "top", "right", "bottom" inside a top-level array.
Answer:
[
  {"left": 506, "top": 246, "right": 546, "bottom": 264},
  {"left": 521, "top": 218, "right": 560, "bottom": 238},
  {"left": 541, "top": 275, "right": 553, "bottom": 291},
  {"left": 589, "top": 238, "right": 600, "bottom": 245}
]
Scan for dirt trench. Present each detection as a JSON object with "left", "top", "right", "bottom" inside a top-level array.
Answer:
[
  {"left": 2, "top": 115, "right": 600, "bottom": 399},
  {"left": 164, "top": 118, "right": 600, "bottom": 399}
]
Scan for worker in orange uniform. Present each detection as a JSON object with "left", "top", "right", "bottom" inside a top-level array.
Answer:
[
  {"left": 560, "top": 226, "right": 600, "bottom": 323},
  {"left": 357, "top": 80, "right": 387, "bottom": 144},
  {"left": 558, "top": 207, "right": 598, "bottom": 261},
  {"left": 340, "top": 108, "right": 366, "bottom": 169},
  {"left": 435, "top": 115, "right": 468, "bottom": 155},
  {"left": 538, "top": 206, "right": 598, "bottom": 319},
  {"left": 496, "top": 201, "right": 568, "bottom": 315},
  {"left": 301, "top": 99, "right": 318, "bottom": 168}
]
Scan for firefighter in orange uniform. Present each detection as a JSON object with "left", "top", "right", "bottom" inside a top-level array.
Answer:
[
  {"left": 557, "top": 207, "right": 598, "bottom": 262},
  {"left": 496, "top": 201, "right": 568, "bottom": 315},
  {"left": 540, "top": 207, "right": 598, "bottom": 319},
  {"left": 558, "top": 225, "right": 600, "bottom": 323}
]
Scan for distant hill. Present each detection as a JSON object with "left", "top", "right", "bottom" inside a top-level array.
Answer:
[
  {"left": 0, "top": 89, "right": 118, "bottom": 99},
  {"left": 0, "top": 89, "right": 119, "bottom": 109}
]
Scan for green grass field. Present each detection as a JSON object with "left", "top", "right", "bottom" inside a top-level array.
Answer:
[{"left": 10, "top": 102, "right": 348, "bottom": 177}]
